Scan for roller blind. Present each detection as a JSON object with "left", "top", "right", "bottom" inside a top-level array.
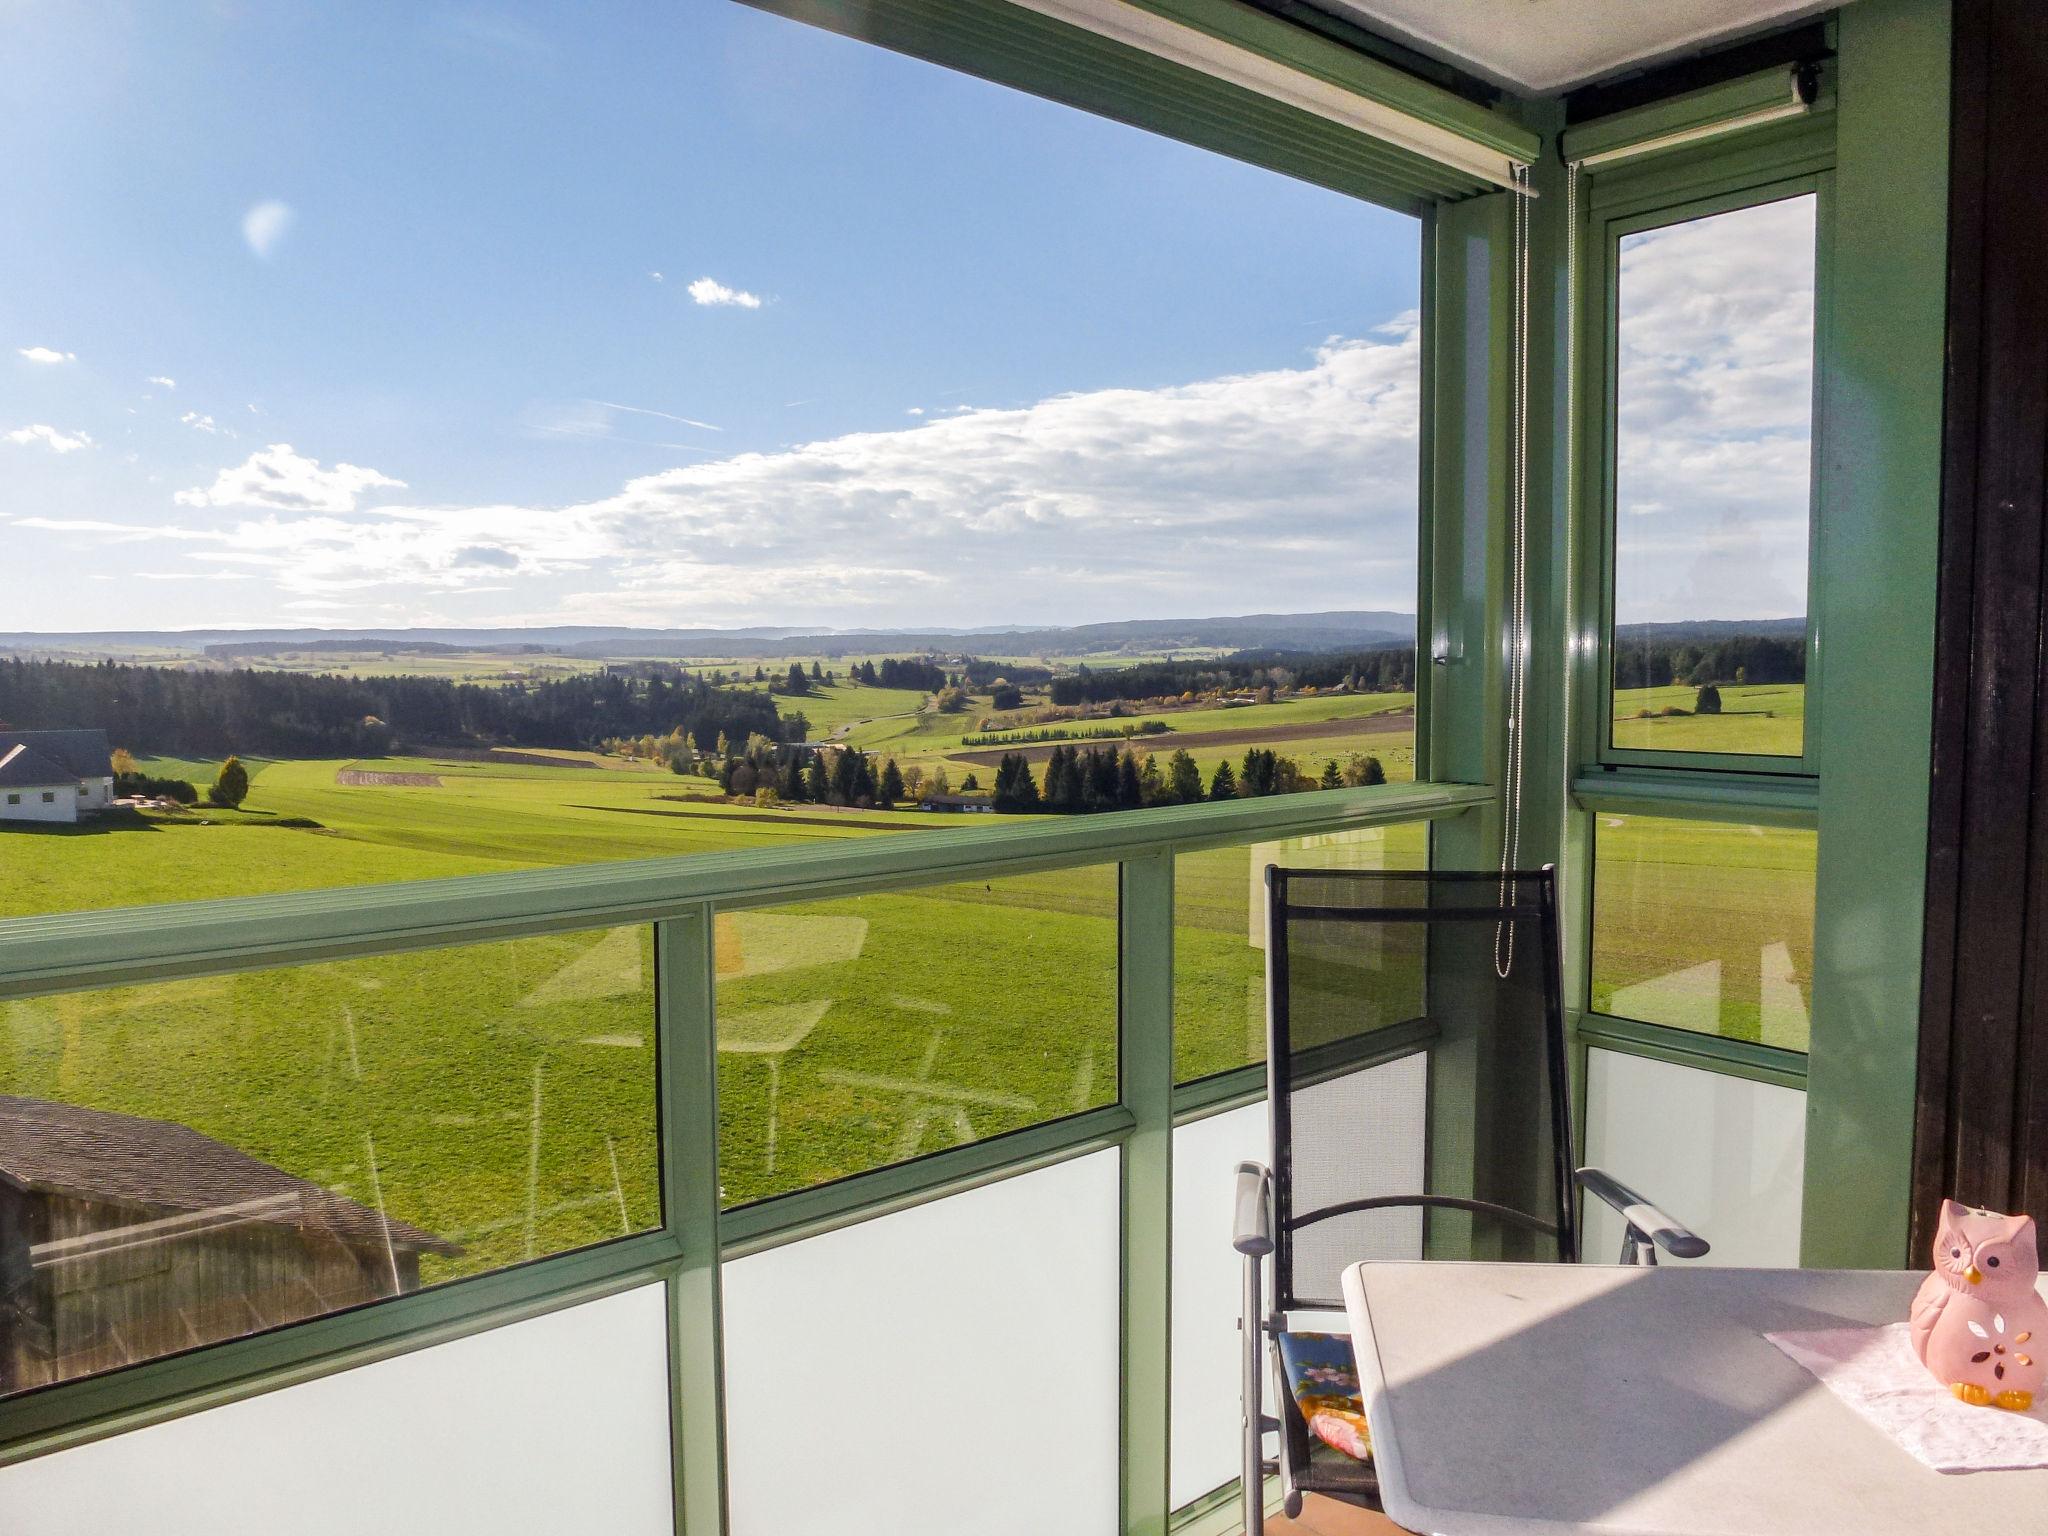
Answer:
[{"left": 739, "top": 0, "right": 1538, "bottom": 213}]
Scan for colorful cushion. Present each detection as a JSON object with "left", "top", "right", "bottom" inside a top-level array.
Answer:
[{"left": 1276, "top": 1330, "right": 1373, "bottom": 1463}]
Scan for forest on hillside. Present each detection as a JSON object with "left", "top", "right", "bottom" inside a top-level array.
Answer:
[{"left": 0, "top": 658, "right": 796, "bottom": 759}]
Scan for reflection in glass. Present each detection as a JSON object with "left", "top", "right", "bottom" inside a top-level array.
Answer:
[
  {"left": 1172, "top": 824, "right": 1429, "bottom": 1084},
  {"left": 1610, "top": 195, "right": 1816, "bottom": 759},
  {"left": 1591, "top": 814, "right": 1816, "bottom": 1049},
  {"left": 715, "top": 867, "right": 1119, "bottom": 1207},
  {"left": 0, "top": 928, "right": 659, "bottom": 1395}
]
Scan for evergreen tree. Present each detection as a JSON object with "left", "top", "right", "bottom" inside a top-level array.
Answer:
[
  {"left": 809, "top": 661, "right": 823, "bottom": 682},
  {"left": 1361, "top": 755, "right": 1387, "bottom": 786},
  {"left": 878, "top": 758, "right": 904, "bottom": 807},
  {"left": 1137, "top": 754, "right": 1165, "bottom": 806},
  {"left": 992, "top": 753, "right": 1041, "bottom": 813},
  {"left": 209, "top": 755, "right": 250, "bottom": 809},
  {"left": 1320, "top": 760, "right": 1343, "bottom": 790},
  {"left": 1208, "top": 759, "right": 1238, "bottom": 801},
  {"left": 830, "top": 748, "right": 858, "bottom": 806},
  {"left": 780, "top": 757, "right": 806, "bottom": 801},
  {"left": 805, "top": 754, "right": 831, "bottom": 803},
  {"left": 961, "top": 771, "right": 980, "bottom": 791},
  {"left": 1166, "top": 748, "right": 1203, "bottom": 805},
  {"left": 1116, "top": 750, "right": 1143, "bottom": 809},
  {"left": 784, "top": 662, "right": 808, "bottom": 695},
  {"left": 851, "top": 752, "right": 878, "bottom": 806},
  {"left": 1695, "top": 683, "right": 1723, "bottom": 715}
]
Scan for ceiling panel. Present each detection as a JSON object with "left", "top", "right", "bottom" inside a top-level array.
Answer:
[{"left": 1299, "top": 1, "right": 1845, "bottom": 93}]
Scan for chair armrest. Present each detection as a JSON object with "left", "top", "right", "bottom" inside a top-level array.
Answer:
[
  {"left": 1575, "top": 1166, "right": 1710, "bottom": 1260},
  {"left": 1234, "top": 1161, "right": 1274, "bottom": 1257}
]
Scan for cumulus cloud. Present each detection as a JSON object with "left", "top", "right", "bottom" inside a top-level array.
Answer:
[
  {"left": 5, "top": 424, "right": 92, "bottom": 453},
  {"left": 147, "top": 375, "right": 177, "bottom": 390},
  {"left": 242, "top": 200, "right": 294, "bottom": 259},
  {"left": 17, "top": 346, "right": 74, "bottom": 364},
  {"left": 1613, "top": 195, "right": 1817, "bottom": 623},
  {"left": 181, "top": 411, "right": 221, "bottom": 434},
  {"left": 127, "top": 324, "right": 1422, "bottom": 624},
  {"left": 687, "top": 276, "right": 762, "bottom": 309},
  {"left": 174, "top": 443, "right": 406, "bottom": 513}
]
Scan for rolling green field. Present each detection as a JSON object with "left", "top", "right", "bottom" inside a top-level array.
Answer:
[
  {"left": 0, "top": 751, "right": 1320, "bottom": 1290},
  {"left": 0, "top": 676, "right": 1796, "bottom": 1350},
  {"left": 1611, "top": 682, "right": 1805, "bottom": 757},
  {"left": 1589, "top": 812, "right": 1816, "bottom": 1050}
]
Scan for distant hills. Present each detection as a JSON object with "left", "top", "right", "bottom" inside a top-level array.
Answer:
[{"left": 0, "top": 611, "right": 1804, "bottom": 663}]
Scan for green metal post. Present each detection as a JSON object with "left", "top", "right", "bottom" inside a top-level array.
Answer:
[
  {"left": 1802, "top": 0, "right": 1951, "bottom": 1266},
  {"left": 1120, "top": 852, "right": 1174, "bottom": 1536},
  {"left": 660, "top": 909, "right": 728, "bottom": 1536}
]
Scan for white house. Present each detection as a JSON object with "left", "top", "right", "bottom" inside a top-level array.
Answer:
[{"left": 0, "top": 729, "right": 113, "bottom": 824}]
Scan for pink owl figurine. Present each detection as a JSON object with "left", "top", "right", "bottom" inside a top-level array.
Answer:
[{"left": 1911, "top": 1200, "right": 2048, "bottom": 1410}]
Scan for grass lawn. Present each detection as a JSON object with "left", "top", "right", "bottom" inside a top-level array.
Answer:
[
  {"left": 1589, "top": 812, "right": 1816, "bottom": 1050},
  {"left": 1610, "top": 683, "right": 1805, "bottom": 757}
]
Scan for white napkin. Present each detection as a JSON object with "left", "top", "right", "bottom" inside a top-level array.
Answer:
[{"left": 1767, "top": 1321, "right": 2048, "bottom": 1473}]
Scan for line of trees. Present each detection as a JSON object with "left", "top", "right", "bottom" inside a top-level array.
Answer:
[
  {"left": 1611, "top": 634, "right": 1805, "bottom": 690},
  {"left": 990, "top": 745, "right": 1387, "bottom": 814},
  {"left": 1049, "top": 645, "right": 1416, "bottom": 707},
  {"left": 0, "top": 658, "right": 797, "bottom": 759},
  {"left": 710, "top": 741, "right": 912, "bottom": 809},
  {"left": 849, "top": 657, "right": 948, "bottom": 691}
]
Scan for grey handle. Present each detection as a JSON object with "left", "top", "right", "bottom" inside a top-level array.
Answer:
[
  {"left": 1576, "top": 1166, "right": 1710, "bottom": 1261},
  {"left": 1234, "top": 1161, "right": 1274, "bottom": 1257}
]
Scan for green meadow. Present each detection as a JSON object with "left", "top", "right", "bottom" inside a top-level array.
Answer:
[
  {"left": 0, "top": 683, "right": 1800, "bottom": 1317},
  {"left": 1610, "top": 682, "right": 1805, "bottom": 757},
  {"left": 1589, "top": 812, "right": 1817, "bottom": 1050}
]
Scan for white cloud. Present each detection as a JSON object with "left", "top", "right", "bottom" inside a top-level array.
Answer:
[
  {"left": 648, "top": 270, "right": 664, "bottom": 282},
  {"left": 147, "top": 375, "right": 177, "bottom": 390},
  {"left": 5, "top": 424, "right": 92, "bottom": 453},
  {"left": 181, "top": 411, "right": 221, "bottom": 434},
  {"left": 174, "top": 443, "right": 406, "bottom": 512},
  {"left": 242, "top": 200, "right": 294, "bottom": 259},
  {"left": 687, "top": 276, "right": 763, "bottom": 309},
  {"left": 14, "top": 516, "right": 218, "bottom": 541},
  {"left": 122, "top": 324, "right": 1422, "bottom": 625},
  {"left": 17, "top": 346, "right": 74, "bottom": 365},
  {"left": 906, "top": 407, "right": 924, "bottom": 417},
  {"left": 1613, "top": 195, "right": 1817, "bottom": 623}
]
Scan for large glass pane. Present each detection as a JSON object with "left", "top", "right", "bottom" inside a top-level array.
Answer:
[
  {"left": 1583, "top": 1048, "right": 1804, "bottom": 1266},
  {"left": 723, "top": 1150, "right": 1119, "bottom": 1536},
  {"left": 0, "top": 929, "right": 659, "bottom": 1395},
  {"left": 1609, "top": 194, "right": 1816, "bottom": 759},
  {"left": 1590, "top": 813, "right": 1817, "bottom": 1049},
  {"left": 1173, "top": 823, "right": 1429, "bottom": 1084},
  {"left": 0, "top": 1284, "right": 676, "bottom": 1535},
  {"left": 0, "top": 3, "right": 1421, "bottom": 921},
  {"left": 716, "top": 866, "right": 1118, "bottom": 1207}
]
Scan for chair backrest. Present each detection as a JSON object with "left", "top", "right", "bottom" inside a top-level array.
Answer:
[{"left": 1265, "top": 867, "right": 1574, "bottom": 1309}]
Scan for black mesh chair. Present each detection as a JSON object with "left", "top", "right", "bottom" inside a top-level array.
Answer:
[{"left": 1232, "top": 867, "right": 1708, "bottom": 1529}]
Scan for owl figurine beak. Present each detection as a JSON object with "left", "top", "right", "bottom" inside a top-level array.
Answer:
[{"left": 1966, "top": 1265, "right": 1985, "bottom": 1285}]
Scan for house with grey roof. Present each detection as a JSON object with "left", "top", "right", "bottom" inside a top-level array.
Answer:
[
  {"left": 0, "top": 1095, "right": 460, "bottom": 1393},
  {"left": 0, "top": 729, "right": 113, "bottom": 824}
]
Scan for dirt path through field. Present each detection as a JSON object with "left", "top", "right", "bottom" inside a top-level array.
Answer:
[{"left": 951, "top": 708, "right": 1415, "bottom": 768}]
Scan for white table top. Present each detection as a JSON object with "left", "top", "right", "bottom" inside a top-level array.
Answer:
[{"left": 1341, "top": 1261, "right": 2048, "bottom": 1536}]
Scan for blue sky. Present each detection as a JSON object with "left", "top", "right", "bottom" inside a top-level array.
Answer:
[
  {"left": 0, "top": 1, "right": 1423, "bottom": 632},
  {"left": 2, "top": 4, "right": 1809, "bottom": 637}
]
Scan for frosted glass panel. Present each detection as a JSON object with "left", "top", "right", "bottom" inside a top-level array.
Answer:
[
  {"left": 0, "top": 1284, "right": 674, "bottom": 1536},
  {"left": 723, "top": 1151, "right": 1119, "bottom": 1536},
  {"left": 1583, "top": 1049, "right": 1805, "bottom": 1266},
  {"left": 1170, "top": 1101, "right": 1270, "bottom": 1512}
]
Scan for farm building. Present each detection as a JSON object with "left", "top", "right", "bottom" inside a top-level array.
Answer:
[
  {"left": 0, "top": 729, "right": 114, "bottom": 824},
  {"left": 920, "top": 793, "right": 995, "bottom": 813},
  {"left": 0, "top": 1095, "right": 459, "bottom": 1394}
]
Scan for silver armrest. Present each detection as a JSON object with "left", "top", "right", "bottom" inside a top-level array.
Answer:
[
  {"left": 1575, "top": 1166, "right": 1710, "bottom": 1262},
  {"left": 1234, "top": 1161, "right": 1274, "bottom": 1256}
]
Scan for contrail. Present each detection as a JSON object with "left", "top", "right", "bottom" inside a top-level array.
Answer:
[{"left": 585, "top": 398, "right": 724, "bottom": 432}]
